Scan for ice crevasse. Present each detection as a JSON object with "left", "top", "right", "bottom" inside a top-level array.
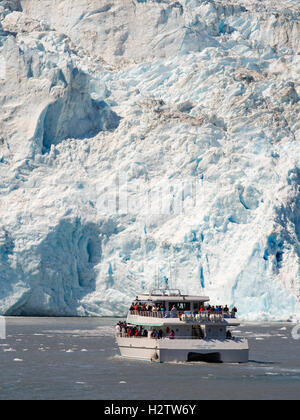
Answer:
[{"left": 0, "top": 0, "right": 299, "bottom": 319}]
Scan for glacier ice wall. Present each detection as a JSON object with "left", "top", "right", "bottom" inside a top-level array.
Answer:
[{"left": 0, "top": 0, "right": 300, "bottom": 318}]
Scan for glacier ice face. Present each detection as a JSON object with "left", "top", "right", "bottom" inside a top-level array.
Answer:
[
  {"left": 39, "top": 67, "right": 120, "bottom": 153},
  {"left": 0, "top": 0, "right": 300, "bottom": 319}
]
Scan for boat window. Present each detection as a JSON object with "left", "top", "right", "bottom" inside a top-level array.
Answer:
[
  {"left": 173, "top": 302, "right": 191, "bottom": 311},
  {"left": 193, "top": 302, "right": 202, "bottom": 310}
]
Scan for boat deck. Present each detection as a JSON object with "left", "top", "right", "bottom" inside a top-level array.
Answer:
[{"left": 127, "top": 311, "right": 240, "bottom": 327}]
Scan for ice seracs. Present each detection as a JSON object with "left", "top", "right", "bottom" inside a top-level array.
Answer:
[{"left": 0, "top": 0, "right": 299, "bottom": 318}]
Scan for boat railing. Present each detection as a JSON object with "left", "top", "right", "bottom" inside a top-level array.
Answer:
[
  {"left": 180, "top": 312, "right": 227, "bottom": 323},
  {"left": 128, "top": 310, "right": 236, "bottom": 322},
  {"left": 116, "top": 333, "right": 238, "bottom": 341},
  {"left": 129, "top": 310, "right": 164, "bottom": 318}
]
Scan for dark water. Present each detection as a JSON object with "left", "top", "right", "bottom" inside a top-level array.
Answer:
[{"left": 0, "top": 317, "right": 300, "bottom": 400}]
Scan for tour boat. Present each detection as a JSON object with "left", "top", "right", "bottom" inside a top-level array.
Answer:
[{"left": 115, "top": 288, "right": 249, "bottom": 363}]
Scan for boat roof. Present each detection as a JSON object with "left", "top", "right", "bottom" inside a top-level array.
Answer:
[{"left": 135, "top": 289, "right": 210, "bottom": 303}]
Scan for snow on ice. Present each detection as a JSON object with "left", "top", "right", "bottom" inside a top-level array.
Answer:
[{"left": 0, "top": 0, "right": 299, "bottom": 319}]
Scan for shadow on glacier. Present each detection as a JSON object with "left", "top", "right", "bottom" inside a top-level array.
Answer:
[
  {"left": 34, "top": 68, "right": 121, "bottom": 154},
  {"left": 5, "top": 218, "right": 102, "bottom": 316},
  {"left": 0, "top": 229, "right": 23, "bottom": 315},
  {"left": 274, "top": 167, "right": 300, "bottom": 267}
]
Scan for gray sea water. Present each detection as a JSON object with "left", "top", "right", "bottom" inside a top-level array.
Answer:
[{"left": 0, "top": 317, "right": 299, "bottom": 400}]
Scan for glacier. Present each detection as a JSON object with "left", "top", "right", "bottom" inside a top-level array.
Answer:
[{"left": 0, "top": 0, "right": 299, "bottom": 319}]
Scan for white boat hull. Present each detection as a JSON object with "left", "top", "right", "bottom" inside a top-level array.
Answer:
[{"left": 116, "top": 336, "right": 249, "bottom": 363}]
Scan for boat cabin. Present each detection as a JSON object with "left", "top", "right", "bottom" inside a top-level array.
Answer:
[
  {"left": 124, "top": 288, "right": 239, "bottom": 340},
  {"left": 134, "top": 288, "right": 210, "bottom": 313}
]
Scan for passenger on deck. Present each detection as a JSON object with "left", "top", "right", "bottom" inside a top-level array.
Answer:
[
  {"left": 151, "top": 329, "right": 159, "bottom": 339},
  {"left": 226, "top": 330, "right": 232, "bottom": 339},
  {"left": 132, "top": 303, "right": 138, "bottom": 313},
  {"left": 171, "top": 305, "right": 177, "bottom": 317},
  {"left": 169, "top": 330, "right": 175, "bottom": 339}
]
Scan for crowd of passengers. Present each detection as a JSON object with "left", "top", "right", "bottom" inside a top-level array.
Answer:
[
  {"left": 115, "top": 321, "right": 233, "bottom": 340},
  {"left": 115, "top": 321, "right": 175, "bottom": 339},
  {"left": 129, "top": 302, "right": 238, "bottom": 318}
]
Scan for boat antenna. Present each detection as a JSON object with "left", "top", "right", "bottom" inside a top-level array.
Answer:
[
  {"left": 173, "top": 249, "right": 177, "bottom": 290},
  {"left": 169, "top": 259, "right": 172, "bottom": 289}
]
